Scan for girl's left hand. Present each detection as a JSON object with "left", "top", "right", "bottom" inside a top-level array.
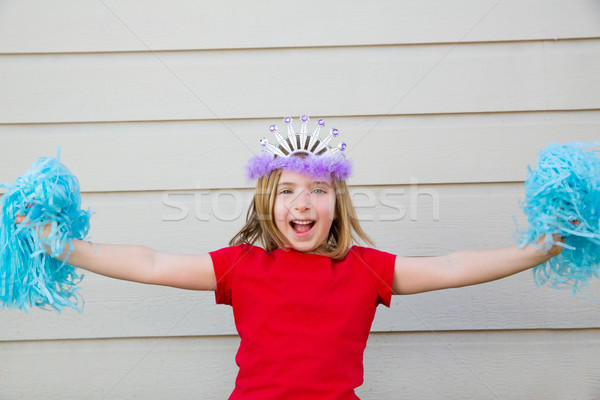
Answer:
[
  {"left": 535, "top": 219, "right": 581, "bottom": 259},
  {"left": 535, "top": 233, "right": 565, "bottom": 259}
]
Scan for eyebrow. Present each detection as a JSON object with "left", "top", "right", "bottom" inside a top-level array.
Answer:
[
  {"left": 276, "top": 181, "right": 295, "bottom": 189},
  {"left": 277, "top": 180, "right": 331, "bottom": 188},
  {"left": 313, "top": 181, "right": 332, "bottom": 187}
]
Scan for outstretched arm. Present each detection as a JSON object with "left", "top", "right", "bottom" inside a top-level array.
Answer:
[
  {"left": 63, "top": 240, "right": 216, "bottom": 291},
  {"left": 393, "top": 240, "right": 562, "bottom": 295},
  {"left": 16, "top": 216, "right": 216, "bottom": 291}
]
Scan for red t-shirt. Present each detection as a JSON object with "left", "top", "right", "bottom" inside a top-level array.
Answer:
[{"left": 210, "top": 244, "right": 396, "bottom": 400}]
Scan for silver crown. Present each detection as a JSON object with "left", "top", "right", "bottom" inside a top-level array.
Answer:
[{"left": 259, "top": 116, "right": 346, "bottom": 158}]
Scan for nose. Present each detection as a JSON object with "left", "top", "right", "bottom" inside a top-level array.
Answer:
[{"left": 292, "top": 189, "right": 311, "bottom": 211}]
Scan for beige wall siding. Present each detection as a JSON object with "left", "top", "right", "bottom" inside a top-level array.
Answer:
[
  {"left": 1, "top": 0, "right": 599, "bottom": 52},
  {"left": 2, "top": 40, "right": 600, "bottom": 124},
  {"left": 1, "top": 1, "right": 599, "bottom": 399},
  {"left": 2, "top": 185, "right": 600, "bottom": 342},
  {"left": 1, "top": 330, "right": 599, "bottom": 399},
  {"left": 1, "top": 112, "right": 600, "bottom": 189}
]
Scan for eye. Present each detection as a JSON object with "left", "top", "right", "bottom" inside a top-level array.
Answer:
[
  {"left": 313, "top": 188, "right": 326, "bottom": 194},
  {"left": 279, "top": 189, "right": 293, "bottom": 195}
]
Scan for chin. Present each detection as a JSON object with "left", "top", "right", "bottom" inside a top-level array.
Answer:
[
  {"left": 290, "top": 241, "right": 327, "bottom": 254},
  {"left": 286, "top": 243, "right": 313, "bottom": 253}
]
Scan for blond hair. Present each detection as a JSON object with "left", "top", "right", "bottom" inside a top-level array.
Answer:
[{"left": 229, "top": 168, "right": 374, "bottom": 259}]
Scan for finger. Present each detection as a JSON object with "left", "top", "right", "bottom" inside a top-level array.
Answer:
[{"left": 15, "top": 215, "right": 25, "bottom": 224}]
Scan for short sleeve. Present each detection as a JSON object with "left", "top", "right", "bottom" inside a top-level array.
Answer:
[
  {"left": 209, "top": 244, "right": 253, "bottom": 305},
  {"left": 350, "top": 246, "right": 396, "bottom": 307}
]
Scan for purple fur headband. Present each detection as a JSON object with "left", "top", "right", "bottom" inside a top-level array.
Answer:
[{"left": 245, "top": 116, "right": 352, "bottom": 180}]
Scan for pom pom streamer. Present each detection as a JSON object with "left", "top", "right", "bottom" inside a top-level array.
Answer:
[
  {"left": 519, "top": 142, "right": 600, "bottom": 295},
  {"left": 0, "top": 153, "right": 91, "bottom": 312}
]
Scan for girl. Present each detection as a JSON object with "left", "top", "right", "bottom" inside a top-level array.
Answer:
[{"left": 18, "top": 116, "right": 562, "bottom": 400}]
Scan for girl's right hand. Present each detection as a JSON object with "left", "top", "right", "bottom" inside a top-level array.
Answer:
[{"left": 15, "top": 214, "right": 52, "bottom": 243}]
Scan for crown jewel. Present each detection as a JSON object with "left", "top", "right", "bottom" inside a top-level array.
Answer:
[
  {"left": 260, "top": 116, "right": 346, "bottom": 158},
  {"left": 245, "top": 116, "right": 352, "bottom": 180}
]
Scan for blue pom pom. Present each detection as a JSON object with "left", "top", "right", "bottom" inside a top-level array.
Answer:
[
  {"left": 0, "top": 153, "right": 91, "bottom": 312},
  {"left": 519, "top": 142, "right": 600, "bottom": 295}
]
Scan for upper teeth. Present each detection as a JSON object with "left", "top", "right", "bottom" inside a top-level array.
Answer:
[{"left": 293, "top": 220, "right": 312, "bottom": 225}]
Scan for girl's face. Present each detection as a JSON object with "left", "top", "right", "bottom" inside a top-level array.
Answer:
[{"left": 273, "top": 170, "right": 336, "bottom": 253}]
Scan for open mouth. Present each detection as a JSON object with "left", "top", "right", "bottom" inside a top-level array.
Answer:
[{"left": 290, "top": 220, "right": 315, "bottom": 234}]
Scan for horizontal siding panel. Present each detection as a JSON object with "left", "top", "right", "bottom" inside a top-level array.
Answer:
[
  {"left": 0, "top": 335, "right": 240, "bottom": 400},
  {"left": 1, "top": 111, "right": 599, "bottom": 191},
  {"left": 0, "top": 0, "right": 599, "bottom": 53},
  {"left": 1, "top": 330, "right": 599, "bottom": 399},
  {"left": 360, "top": 330, "right": 600, "bottom": 400},
  {"left": 1, "top": 39, "right": 599, "bottom": 124},
  {"left": 2, "top": 183, "right": 599, "bottom": 342}
]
